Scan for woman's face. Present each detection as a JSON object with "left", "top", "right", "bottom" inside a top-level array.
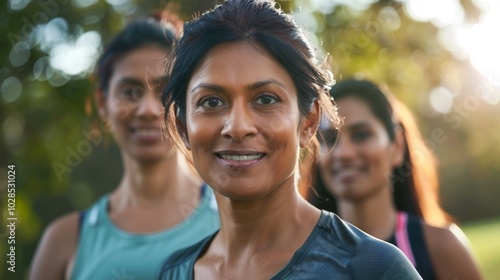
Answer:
[
  {"left": 319, "top": 96, "right": 401, "bottom": 202},
  {"left": 98, "top": 46, "right": 172, "bottom": 162},
  {"left": 183, "top": 41, "right": 317, "bottom": 200}
]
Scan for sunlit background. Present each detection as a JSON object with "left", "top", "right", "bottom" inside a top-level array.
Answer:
[{"left": 1, "top": 0, "right": 499, "bottom": 279}]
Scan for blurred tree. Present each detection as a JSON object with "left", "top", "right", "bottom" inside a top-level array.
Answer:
[{"left": 0, "top": 0, "right": 498, "bottom": 279}]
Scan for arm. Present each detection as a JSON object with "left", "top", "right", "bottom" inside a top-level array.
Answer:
[
  {"left": 29, "top": 212, "right": 80, "bottom": 280},
  {"left": 425, "top": 223, "right": 483, "bottom": 280}
]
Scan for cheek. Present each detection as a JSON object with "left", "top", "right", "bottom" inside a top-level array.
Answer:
[
  {"left": 261, "top": 111, "right": 300, "bottom": 147},
  {"left": 362, "top": 136, "right": 387, "bottom": 159},
  {"left": 366, "top": 146, "right": 394, "bottom": 177},
  {"left": 108, "top": 99, "right": 134, "bottom": 121},
  {"left": 185, "top": 114, "right": 220, "bottom": 160}
]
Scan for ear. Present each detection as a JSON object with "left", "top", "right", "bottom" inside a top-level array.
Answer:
[
  {"left": 94, "top": 89, "right": 107, "bottom": 119},
  {"left": 391, "top": 125, "right": 405, "bottom": 167},
  {"left": 300, "top": 100, "right": 321, "bottom": 148},
  {"left": 176, "top": 116, "right": 191, "bottom": 150}
]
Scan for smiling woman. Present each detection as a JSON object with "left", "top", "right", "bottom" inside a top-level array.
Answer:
[
  {"left": 310, "top": 78, "right": 483, "bottom": 280},
  {"left": 185, "top": 42, "right": 304, "bottom": 200},
  {"left": 29, "top": 11, "right": 220, "bottom": 280},
  {"left": 157, "top": 0, "right": 421, "bottom": 279}
]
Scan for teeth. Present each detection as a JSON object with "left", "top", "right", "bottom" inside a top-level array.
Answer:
[
  {"left": 334, "top": 167, "right": 359, "bottom": 175},
  {"left": 135, "top": 129, "right": 160, "bottom": 137},
  {"left": 221, "top": 154, "right": 263, "bottom": 161}
]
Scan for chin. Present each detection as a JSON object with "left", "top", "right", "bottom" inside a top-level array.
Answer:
[
  {"left": 131, "top": 151, "right": 169, "bottom": 162},
  {"left": 217, "top": 191, "right": 267, "bottom": 202},
  {"left": 333, "top": 182, "right": 363, "bottom": 200},
  {"left": 134, "top": 156, "right": 165, "bottom": 164},
  {"left": 211, "top": 182, "right": 270, "bottom": 201},
  {"left": 131, "top": 146, "right": 173, "bottom": 159}
]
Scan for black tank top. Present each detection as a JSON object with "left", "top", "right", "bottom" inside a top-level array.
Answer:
[{"left": 387, "top": 212, "right": 436, "bottom": 280}]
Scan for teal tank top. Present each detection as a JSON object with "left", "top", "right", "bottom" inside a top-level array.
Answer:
[{"left": 71, "top": 185, "right": 220, "bottom": 280}]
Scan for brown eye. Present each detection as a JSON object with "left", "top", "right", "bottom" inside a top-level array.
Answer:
[
  {"left": 255, "top": 94, "right": 277, "bottom": 105},
  {"left": 351, "top": 130, "right": 371, "bottom": 143},
  {"left": 200, "top": 97, "right": 224, "bottom": 108},
  {"left": 120, "top": 86, "right": 145, "bottom": 102}
]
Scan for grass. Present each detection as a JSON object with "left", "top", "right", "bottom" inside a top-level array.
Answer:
[{"left": 462, "top": 217, "right": 500, "bottom": 279}]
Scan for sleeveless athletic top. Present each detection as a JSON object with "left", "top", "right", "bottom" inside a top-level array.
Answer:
[
  {"left": 71, "top": 185, "right": 220, "bottom": 280},
  {"left": 387, "top": 211, "right": 436, "bottom": 280}
]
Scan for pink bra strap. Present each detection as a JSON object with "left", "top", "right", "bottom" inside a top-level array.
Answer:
[{"left": 395, "top": 212, "right": 416, "bottom": 266}]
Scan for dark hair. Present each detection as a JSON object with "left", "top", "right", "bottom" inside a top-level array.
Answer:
[
  {"left": 308, "top": 78, "right": 451, "bottom": 225},
  {"left": 96, "top": 11, "right": 182, "bottom": 94},
  {"left": 162, "top": 0, "right": 339, "bottom": 149},
  {"left": 332, "top": 79, "right": 396, "bottom": 140}
]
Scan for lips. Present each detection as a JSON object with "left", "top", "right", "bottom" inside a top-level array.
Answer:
[
  {"left": 131, "top": 127, "right": 162, "bottom": 143},
  {"left": 215, "top": 151, "right": 266, "bottom": 168},
  {"left": 135, "top": 128, "right": 160, "bottom": 136},
  {"left": 332, "top": 165, "right": 366, "bottom": 184},
  {"left": 333, "top": 166, "right": 361, "bottom": 175},
  {"left": 220, "top": 154, "right": 264, "bottom": 161}
]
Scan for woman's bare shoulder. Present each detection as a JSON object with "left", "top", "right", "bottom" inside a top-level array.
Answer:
[
  {"left": 29, "top": 212, "right": 81, "bottom": 280},
  {"left": 423, "top": 222, "right": 483, "bottom": 280}
]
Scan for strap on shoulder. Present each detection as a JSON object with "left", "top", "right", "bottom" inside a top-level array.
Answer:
[{"left": 78, "top": 210, "right": 86, "bottom": 237}]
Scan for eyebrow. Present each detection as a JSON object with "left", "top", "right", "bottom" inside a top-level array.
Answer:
[
  {"left": 190, "top": 79, "right": 287, "bottom": 94},
  {"left": 146, "top": 76, "right": 167, "bottom": 88},
  {"left": 117, "top": 76, "right": 167, "bottom": 88},
  {"left": 345, "top": 122, "right": 370, "bottom": 131},
  {"left": 116, "top": 77, "right": 143, "bottom": 87},
  {"left": 153, "top": 76, "right": 168, "bottom": 84},
  {"left": 246, "top": 79, "right": 286, "bottom": 91}
]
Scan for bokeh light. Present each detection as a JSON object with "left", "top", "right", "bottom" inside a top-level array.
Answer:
[
  {"left": 37, "top": 18, "right": 68, "bottom": 52},
  {"left": 429, "top": 86, "right": 454, "bottom": 114},
  {"left": 1, "top": 76, "right": 22, "bottom": 103},
  {"left": 49, "top": 31, "right": 102, "bottom": 76},
  {"left": 8, "top": 0, "right": 31, "bottom": 11},
  {"left": 2, "top": 111, "right": 26, "bottom": 148},
  {"left": 73, "top": 0, "right": 99, "bottom": 9},
  {"left": 456, "top": 3, "right": 500, "bottom": 87},
  {"left": 404, "top": 0, "right": 464, "bottom": 27},
  {"left": 9, "top": 41, "right": 30, "bottom": 67},
  {"left": 435, "top": 1, "right": 500, "bottom": 89},
  {"left": 33, "top": 56, "right": 52, "bottom": 81}
]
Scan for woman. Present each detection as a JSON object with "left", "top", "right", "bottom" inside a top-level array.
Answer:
[
  {"left": 29, "top": 12, "right": 219, "bottom": 280},
  {"left": 310, "top": 78, "right": 482, "bottom": 279},
  {"left": 157, "top": 1, "right": 420, "bottom": 279}
]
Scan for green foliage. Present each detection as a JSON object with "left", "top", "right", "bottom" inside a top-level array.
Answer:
[{"left": 463, "top": 217, "right": 500, "bottom": 279}]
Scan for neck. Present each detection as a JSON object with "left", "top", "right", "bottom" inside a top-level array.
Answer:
[
  {"left": 337, "top": 184, "right": 397, "bottom": 241},
  {"left": 112, "top": 151, "right": 201, "bottom": 209},
  {"left": 213, "top": 177, "right": 320, "bottom": 257}
]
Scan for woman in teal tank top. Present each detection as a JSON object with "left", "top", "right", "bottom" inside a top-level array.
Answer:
[{"left": 29, "top": 11, "right": 220, "bottom": 280}]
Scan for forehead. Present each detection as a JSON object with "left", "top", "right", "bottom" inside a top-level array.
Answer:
[
  {"left": 112, "top": 46, "right": 167, "bottom": 80},
  {"left": 336, "top": 96, "right": 379, "bottom": 126},
  {"left": 188, "top": 41, "right": 295, "bottom": 90}
]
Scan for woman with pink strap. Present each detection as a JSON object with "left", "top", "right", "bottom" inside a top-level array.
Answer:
[{"left": 308, "top": 78, "right": 483, "bottom": 280}]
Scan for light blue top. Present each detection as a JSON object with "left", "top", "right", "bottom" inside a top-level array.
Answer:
[{"left": 71, "top": 185, "right": 220, "bottom": 280}]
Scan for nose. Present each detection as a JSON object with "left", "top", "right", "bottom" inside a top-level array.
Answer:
[
  {"left": 221, "top": 101, "right": 257, "bottom": 142},
  {"left": 137, "top": 91, "right": 162, "bottom": 119},
  {"left": 332, "top": 133, "right": 356, "bottom": 160}
]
